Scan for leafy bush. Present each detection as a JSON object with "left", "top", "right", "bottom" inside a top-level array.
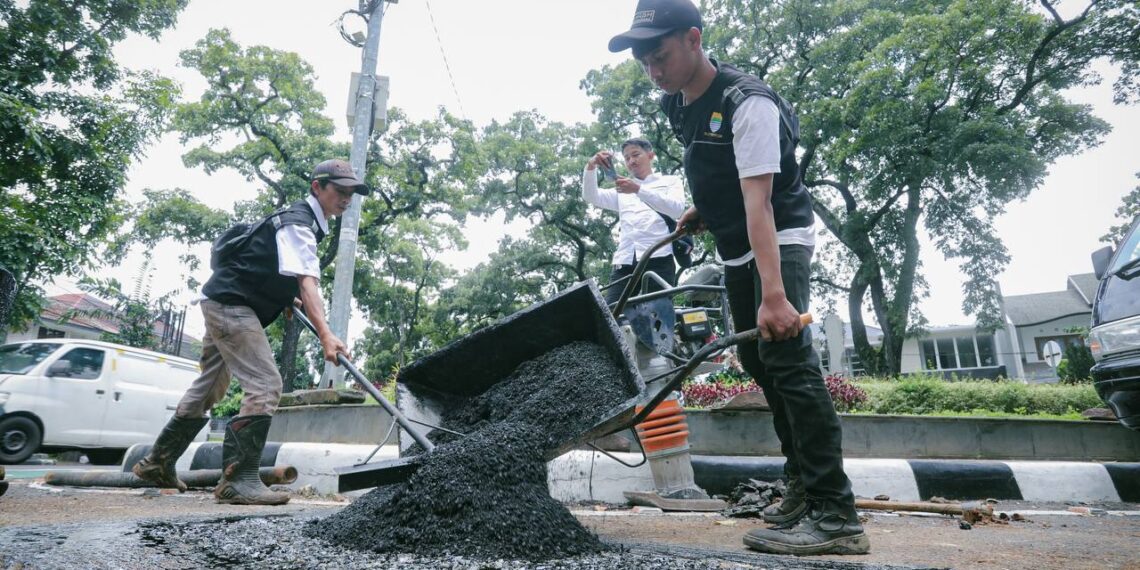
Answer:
[
  {"left": 211, "top": 384, "right": 243, "bottom": 419},
  {"left": 853, "top": 376, "right": 1101, "bottom": 416},
  {"left": 1058, "top": 344, "right": 1095, "bottom": 384}
]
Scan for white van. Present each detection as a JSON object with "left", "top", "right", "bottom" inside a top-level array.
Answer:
[{"left": 0, "top": 339, "right": 207, "bottom": 464}]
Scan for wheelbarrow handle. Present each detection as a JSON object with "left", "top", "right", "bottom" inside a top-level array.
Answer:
[
  {"left": 628, "top": 313, "right": 813, "bottom": 427},
  {"left": 291, "top": 308, "right": 435, "bottom": 453},
  {"left": 611, "top": 227, "right": 688, "bottom": 317}
]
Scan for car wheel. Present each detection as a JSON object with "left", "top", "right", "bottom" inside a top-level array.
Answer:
[
  {"left": 84, "top": 449, "right": 125, "bottom": 466},
  {"left": 0, "top": 416, "right": 42, "bottom": 465}
]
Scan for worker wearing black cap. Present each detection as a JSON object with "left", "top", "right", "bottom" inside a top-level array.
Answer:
[
  {"left": 610, "top": 0, "right": 869, "bottom": 556},
  {"left": 131, "top": 159, "right": 366, "bottom": 506}
]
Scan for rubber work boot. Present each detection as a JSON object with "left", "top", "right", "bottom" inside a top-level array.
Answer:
[
  {"left": 214, "top": 415, "right": 289, "bottom": 505},
  {"left": 744, "top": 500, "right": 870, "bottom": 556},
  {"left": 132, "top": 415, "right": 209, "bottom": 492},
  {"left": 762, "top": 476, "right": 807, "bottom": 526}
]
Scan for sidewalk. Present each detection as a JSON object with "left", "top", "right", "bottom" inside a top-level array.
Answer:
[{"left": 122, "top": 442, "right": 1140, "bottom": 503}]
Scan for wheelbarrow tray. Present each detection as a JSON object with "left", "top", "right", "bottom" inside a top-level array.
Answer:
[{"left": 395, "top": 280, "right": 646, "bottom": 460}]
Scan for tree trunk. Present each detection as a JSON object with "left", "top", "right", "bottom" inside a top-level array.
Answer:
[
  {"left": 280, "top": 316, "right": 300, "bottom": 393},
  {"left": 847, "top": 264, "right": 887, "bottom": 375},
  {"left": 881, "top": 186, "right": 924, "bottom": 375}
]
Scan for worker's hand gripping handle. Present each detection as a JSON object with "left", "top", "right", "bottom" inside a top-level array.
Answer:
[
  {"left": 629, "top": 312, "right": 813, "bottom": 427},
  {"left": 291, "top": 308, "right": 435, "bottom": 453}
]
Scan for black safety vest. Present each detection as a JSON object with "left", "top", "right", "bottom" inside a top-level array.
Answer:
[
  {"left": 203, "top": 200, "right": 326, "bottom": 327},
  {"left": 662, "top": 61, "right": 814, "bottom": 260}
]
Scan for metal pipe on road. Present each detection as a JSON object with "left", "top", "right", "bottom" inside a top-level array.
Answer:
[{"left": 43, "top": 466, "right": 298, "bottom": 489}]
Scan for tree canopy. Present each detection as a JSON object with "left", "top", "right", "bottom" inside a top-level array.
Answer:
[
  {"left": 686, "top": 0, "right": 1132, "bottom": 373},
  {"left": 0, "top": 0, "right": 187, "bottom": 333}
]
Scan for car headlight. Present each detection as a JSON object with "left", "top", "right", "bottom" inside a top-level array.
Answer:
[{"left": 1089, "top": 315, "right": 1140, "bottom": 361}]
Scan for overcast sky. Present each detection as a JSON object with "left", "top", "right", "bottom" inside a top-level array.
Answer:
[{"left": 52, "top": 0, "right": 1139, "bottom": 341}]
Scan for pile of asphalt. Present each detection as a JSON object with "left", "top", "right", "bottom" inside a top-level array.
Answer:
[
  {"left": 135, "top": 515, "right": 794, "bottom": 569},
  {"left": 312, "top": 341, "right": 635, "bottom": 561}
]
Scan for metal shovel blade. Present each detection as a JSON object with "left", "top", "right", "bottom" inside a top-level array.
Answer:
[{"left": 335, "top": 456, "right": 422, "bottom": 493}]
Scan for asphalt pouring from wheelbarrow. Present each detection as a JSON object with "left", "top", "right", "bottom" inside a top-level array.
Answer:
[{"left": 294, "top": 233, "right": 807, "bottom": 562}]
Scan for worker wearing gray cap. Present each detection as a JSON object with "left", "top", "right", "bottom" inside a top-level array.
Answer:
[
  {"left": 131, "top": 159, "right": 366, "bottom": 505},
  {"left": 609, "top": 0, "right": 868, "bottom": 556}
]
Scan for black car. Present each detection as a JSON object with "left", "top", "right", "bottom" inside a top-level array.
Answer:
[{"left": 1090, "top": 215, "right": 1140, "bottom": 430}]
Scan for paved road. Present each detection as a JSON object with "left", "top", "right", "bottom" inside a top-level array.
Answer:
[{"left": 0, "top": 477, "right": 1137, "bottom": 569}]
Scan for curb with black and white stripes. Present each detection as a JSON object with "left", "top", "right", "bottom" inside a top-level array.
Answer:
[{"left": 123, "top": 443, "right": 1140, "bottom": 504}]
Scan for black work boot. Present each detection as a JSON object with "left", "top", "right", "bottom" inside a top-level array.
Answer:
[
  {"left": 744, "top": 500, "right": 870, "bottom": 556},
  {"left": 214, "top": 415, "right": 289, "bottom": 505},
  {"left": 132, "top": 415, "right": 209, "bottom": 492},
  {"left": 762, "top": 476, "right": 807, "bottom": 526}
]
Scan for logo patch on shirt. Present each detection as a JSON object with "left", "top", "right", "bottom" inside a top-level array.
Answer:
[
  {"left": 709, "top": 112, "right": 723, "bottom": 133},
  {"left": 633, "top": 10, "right": 655, "bottom": 25}
]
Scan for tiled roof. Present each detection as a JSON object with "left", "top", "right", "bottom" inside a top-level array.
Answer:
[
  {"left": 41, "top": 294, "right": 120, "bottom": 334},
  {"left": 1067, "top": 273, "right": 1100, "bottom": 305},
  {"left": 1003, "top": 289, "right": 1091, "bottom": 326}
]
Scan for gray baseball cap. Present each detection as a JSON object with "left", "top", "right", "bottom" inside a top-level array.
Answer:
[
  {"left": 608, "top": 0, "right": 702, "bottom": 53},
  {"left": 311, "top": 159, "right": 370, "bottom": 195}
]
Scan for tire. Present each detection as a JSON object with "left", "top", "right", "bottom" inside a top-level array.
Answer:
[
  {"left": 84, "top": 448, "right": 125, "bottom": 466},
  {"left": 0, "top": 416, "right": 42, "bottom": 465}
]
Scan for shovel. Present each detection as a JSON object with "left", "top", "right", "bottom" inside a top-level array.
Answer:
[{"left": 292, "top": 309, "right": 437, "bottom": 486}]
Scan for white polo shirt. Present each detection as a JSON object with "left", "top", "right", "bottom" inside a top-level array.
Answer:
[
  {"left": 276, "top": 195, "right": 328, "bottom": 279},
  {"left": 582, "top": 169, "right": 688, "bottom": 266}
]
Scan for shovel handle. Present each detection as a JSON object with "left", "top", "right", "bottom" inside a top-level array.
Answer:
[
  {"left": 628, "top": 313, "right": 813, "bottom": 427},
  {"left": 611, "top": 227, "right": 687, "bottom": 317},
  {"left": 291, "top": 309, "right": 435, "bottom": 453}
]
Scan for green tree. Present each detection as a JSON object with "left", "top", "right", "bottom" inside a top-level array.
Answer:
[
  {"left": 598, "top": 0, "right": 1133, "bottom": 374},
  {"left": 352, "top": 108, "right": 481, "bottom": 378},
  {"left": 473, "top": 112, "right": 618, "bottom": 295},
  {"left": 1102, "top": 172, "right": 1140, "bottom": 246},
  {"left": 113, "top": 31, "right": 482, "bottom": 388},
  {"left": 0, "top": 0, "right": 186, "bottom": 334}
]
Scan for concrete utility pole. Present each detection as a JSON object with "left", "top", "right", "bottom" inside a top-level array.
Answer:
[{"left": 322, "top": 0, "right": 390, "bottom": 389}]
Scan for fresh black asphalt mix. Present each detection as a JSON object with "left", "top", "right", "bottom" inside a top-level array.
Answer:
[{"left": 311, "top": 341, "right": 634, "bottom": 561}]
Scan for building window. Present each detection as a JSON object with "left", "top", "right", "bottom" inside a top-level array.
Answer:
[
  {"left": 844, "top": 348, "right": 865, "bottom": 376},
  {"left": 977, "top": 335, "right": 997, "bottom": 366},
  {"left": 818, "top": 340, "right": 830, "bottom": 371},
  {"left": 920, "top": 339, "right": 937, "bottom": 370},
  {"left": 921, "top": 334, "right": 998, "bottom": 370},
  {"left": 37, "top": 327, "right": 64, "bottom": 339},
  {"left": 956, "top": 337, "right": 978, "bottom": 368},
  {"left": 936, "top": 338, "right": 957, "bottom": 369}
]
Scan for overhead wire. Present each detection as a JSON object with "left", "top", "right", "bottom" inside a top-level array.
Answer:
[{"left": 424, "top": 0, "right": 468, "bottom": 121}]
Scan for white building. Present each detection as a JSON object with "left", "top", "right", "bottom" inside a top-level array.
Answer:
[{"left": 815, "top": 273, "right": 1096, "bottom": 382}]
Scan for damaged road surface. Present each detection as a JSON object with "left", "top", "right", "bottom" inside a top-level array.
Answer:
[
  {"left": 0, "top": 511, "right": 920, "bottom": 569},
  {"left": 2, "top": 480, "right": 1139, "bottom": 568}
]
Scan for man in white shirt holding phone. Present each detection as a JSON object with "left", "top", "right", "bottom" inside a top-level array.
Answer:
[{"left": 582, "top": 138, "right": 687, "bottom": 305}]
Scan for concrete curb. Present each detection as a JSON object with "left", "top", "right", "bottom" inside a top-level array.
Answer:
[{"left": 122, "top": 443, "right": 1140, "bottom": 503}]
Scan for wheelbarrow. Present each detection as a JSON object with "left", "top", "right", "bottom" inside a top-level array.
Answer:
[{"left": 316, "top": 230, "right": 810, "bottom": 492}]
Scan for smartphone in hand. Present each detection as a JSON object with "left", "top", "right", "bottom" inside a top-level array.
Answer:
[{"left": 600, "top": 154, "right": 619, "bottom": 181}]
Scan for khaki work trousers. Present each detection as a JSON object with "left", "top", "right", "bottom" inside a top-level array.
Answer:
[{"left": 175, "top": 299, "right": 283, "bottom": 418}]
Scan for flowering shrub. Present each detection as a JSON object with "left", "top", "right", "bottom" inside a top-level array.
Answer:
[
  {"left": 825, "top": 373, "right": 868, "bottom": 412},
  {"left": 681, "top": 378, "right": 761, "bottom": 408},
  {"left": 680, "top": 371, "right": 867, "bottom": 411}
]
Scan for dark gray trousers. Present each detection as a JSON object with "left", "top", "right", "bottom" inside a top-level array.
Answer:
[{"left": 724, "top": 244, "right": 854, "bottom": 506}]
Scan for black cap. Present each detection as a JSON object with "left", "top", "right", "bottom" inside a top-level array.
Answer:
[
  {"left": 311, "top": 159, "right": 370, "bottom": 195},
  {"left": 608, "top": 0, "right": 702, "bottom": 53}
]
